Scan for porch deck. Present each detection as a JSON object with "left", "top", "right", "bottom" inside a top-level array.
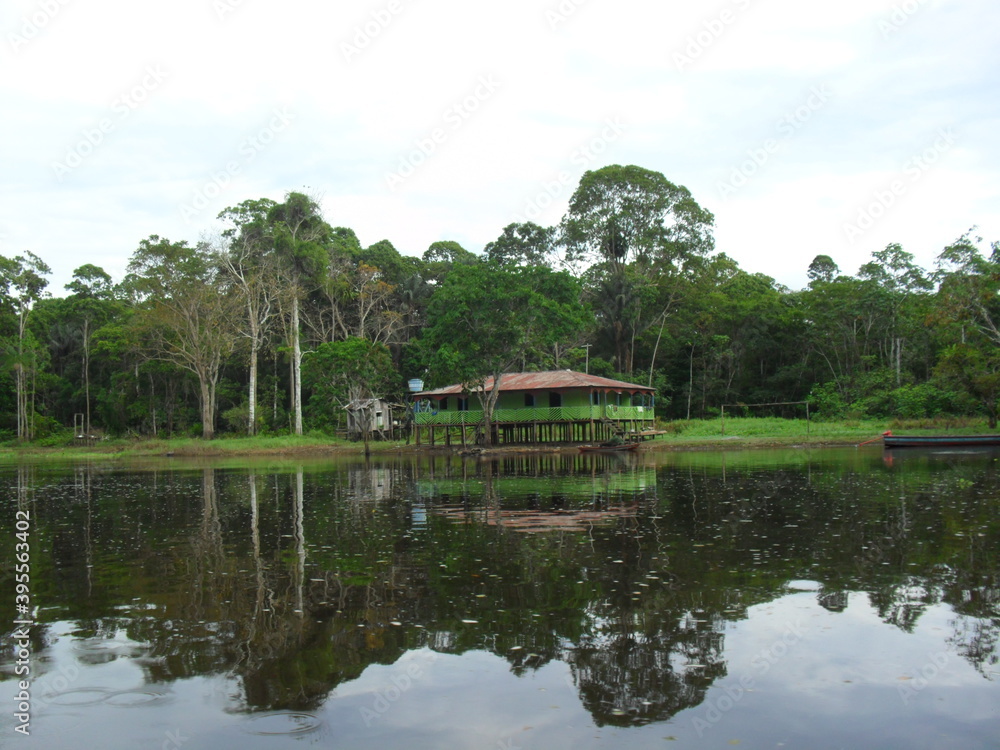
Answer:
[{"left": 413, "top": 405, "right": 654, "bottom": 446}]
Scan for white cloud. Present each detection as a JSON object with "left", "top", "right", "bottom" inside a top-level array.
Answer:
[{"left": 1, "top": 0, "right": 998, "bottom": 291}]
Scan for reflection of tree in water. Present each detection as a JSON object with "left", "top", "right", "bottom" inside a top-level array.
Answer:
[
  {"left": 949, "top": 610, "right": 1000, "bottom": 679},
  {"left": 6, "top": 452, "right": 1000, "bottom": 725},
  {"left": 565, "top": 614, "right": 726, "bottom": 726},
  {"left": 818, "top": 588, "right": 848, "bottom": 612},
  {"left": 869, "top": 578, "right": 936, "bottom": 632}
]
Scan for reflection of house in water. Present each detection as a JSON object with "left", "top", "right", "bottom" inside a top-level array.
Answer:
[
  {"left": 27, "top": 455, "right": 998, "bottom": 737},
  {"left": 414, "top": 453, "right": 658, "bottom": 532},
  {"left": 434, "top": 504, "right": 640, "bottom": 532},
  {"left": 347, "top": 464, "right": 398, "bottom": 502}
]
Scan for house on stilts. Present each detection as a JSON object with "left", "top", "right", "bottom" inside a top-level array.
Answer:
[
  {"left": 345, "top": 398, "right": 398, "bottom": 441},
  {"left": 411, "top": 370, "right": 656, "bottom": 446}
]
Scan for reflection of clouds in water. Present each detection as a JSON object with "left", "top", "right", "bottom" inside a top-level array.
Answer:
[
  {"left": 1, "top": 450, "right": 997, "bottom": 749},
  {"left": 241, "top": 710, "right": 324, "bottom": 735}
]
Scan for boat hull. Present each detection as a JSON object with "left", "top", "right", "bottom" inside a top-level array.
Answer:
[{"left": 883, "top": 434, "right": 1000, "bottom": 448}]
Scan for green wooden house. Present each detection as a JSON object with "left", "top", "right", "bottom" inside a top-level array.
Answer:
[{"left": 412, "top": 370, "right": 656, "bottom": 445}]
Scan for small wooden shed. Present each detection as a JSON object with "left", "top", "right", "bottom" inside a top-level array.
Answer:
[{"left": 345, "top": 398, "right": 396, "bottom": 440}]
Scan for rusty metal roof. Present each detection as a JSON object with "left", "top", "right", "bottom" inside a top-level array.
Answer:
[{"left": 415, "top": 370, "right": 654, "bottom": 396}]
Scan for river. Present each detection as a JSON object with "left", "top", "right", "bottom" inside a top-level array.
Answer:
[{"left": 1, "top": 446, "right": 998, "bottom": 748}]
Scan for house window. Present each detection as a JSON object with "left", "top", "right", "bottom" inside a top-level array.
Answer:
[
  {"left": 591, "top": 390, "right": 600, "bottom": 406},
  {"left": 458, "top": 397, "right": 469, "bottom": 411},
  {"left": 524, "top": 393, "right": 535, "bottom": 407},
  {"left": 439, "top": 397, "right": 448, "bottom": 410},
  {"left": 548, "top": 391, "right": 562, "bottom": 407}
]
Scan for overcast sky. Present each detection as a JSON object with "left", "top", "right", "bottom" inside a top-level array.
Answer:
[{"left": 2, "top": 0, "right": 998, "bottom": 294}]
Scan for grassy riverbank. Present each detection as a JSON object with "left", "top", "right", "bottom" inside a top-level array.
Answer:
[
  {"left": 0, "top": 433, "right": 413, "bottom": 461},
  {"left": 0, "top": 417, "right": 991, "bottom": 461},
  {"left": 647, "top": 416, "right": 991, "bottom": 448}
]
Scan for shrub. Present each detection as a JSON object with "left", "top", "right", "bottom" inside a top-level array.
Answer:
[
  {"left": 221, "top": 404, "right": 263, "bottom": 435},
  {"left": 809, "top": 381, "right": 847, "bottom": 419}
]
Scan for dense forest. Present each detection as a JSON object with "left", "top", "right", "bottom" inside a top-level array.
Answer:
[{"left": 1, "top": 164, "right": 998, "bottom": 442}]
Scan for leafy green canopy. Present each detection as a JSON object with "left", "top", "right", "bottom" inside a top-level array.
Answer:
[
  {"left": 560, "top": 164, "right": 715, "bottom": 274},
  {"left": 422, "top": 263, "right": 587, "bottom": 390},
  {"left": 302, "top": 337, "right": 399, "bottom": 410}
]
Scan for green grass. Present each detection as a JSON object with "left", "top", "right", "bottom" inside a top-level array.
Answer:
[
  {"left": 0, "top": 416, "right": 993, "bottom": 462},
  {"left": 650, "top": 415, "right": 992, "bottom": 447},
  {"left": 0, "top": 432, "right": 412, "bottom": 462}
]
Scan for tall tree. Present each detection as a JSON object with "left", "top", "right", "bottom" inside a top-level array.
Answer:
[
  {"left": 932, "top": 231, "right": 1000, "bottom": 427},
  {"left": 1, "top": 252, "right": 51, "bottom": 440},
  {"left": 218, "top": 198, "right": 280, "bottom": 435},
  {"left": 352, "top": 263, "right": 399, "bottom": 343},
  {"left": 357, "top": 239, "right": 413, "bottom": 288},
  {"left": 126, "top": 236, "right": 238, "bottom": 439},
  {"left": 858, "top": 243, "right": 932, "bottom": 385},
  {"left": 64, "top": 264, "right": 118, "bottom": 435},
  {"left": 807, "top": 254, "right": 840, "bottom": 285},
  {"left": 267, "top": 193, "right": 331, "bottom": 435},
  {"left": 560, "top": 165, "right": 714, "bottom": 373},
  {"left": 422, "top": 240, "right": 478, "bottom": 283},
  {"left": 560, "top": 165, "right": 715, "bottom": 275},
  {"left": 933, "top": 231, "right": 1000, "bottom": 346},
  {"left": 483, "top": 222, "right": 557, "bottom": 268}
]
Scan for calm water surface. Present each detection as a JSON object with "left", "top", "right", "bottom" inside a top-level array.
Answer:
[{"left": 1, "top": 447, "right": 998, "bottom": 749}]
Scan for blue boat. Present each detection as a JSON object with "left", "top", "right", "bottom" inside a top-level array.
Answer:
[{"left": 883, "top": 434, "right": 1000, "bottom": 448}]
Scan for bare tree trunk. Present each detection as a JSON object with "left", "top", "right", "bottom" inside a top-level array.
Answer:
[
  {"left": 16, "top": 312, "right": 27, "bottom": 440},
  {"left": 201, "top": 376, "right": 215, "bottom": 440},
  {"left": 477, "top": 375, "right": 504, "bottom": 447},
  {"left": 83, "top": 318, "right": 91, "bottom": 435},
  {"left": 148, "top": 372, "right": 157, "bottom": 437},
  {"left": 895, "top": 337, "right": 902, "bottom": 386},
  {"left": 686, "top": 344, "right": 695, "bottom": 421},
  {"left": 15, "top": 364, "right": 24, "bottom": 440},
  {"left": 292, "top": 295, "right": 303, "bottom": 435},
  {"left": 30, "top": 364, "right": 36, "bottom": 440},
  {"left": 648, "top": 310, "right": 669, "bottom": 387},
  {"left": 248, "top": 340, "right": 258, "bottom": 436}
]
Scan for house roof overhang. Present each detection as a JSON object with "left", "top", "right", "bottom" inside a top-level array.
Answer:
[{"left": 414, "top": 370, "right": 655, "bottom": 398}]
